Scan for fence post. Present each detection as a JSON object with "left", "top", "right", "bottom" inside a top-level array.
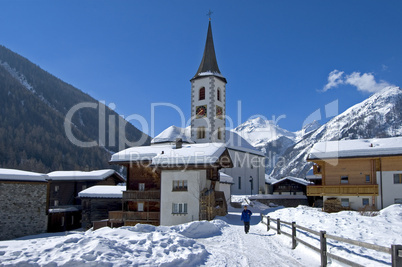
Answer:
[
  {"left": 267, "top": 216, "right": 270, "bottom": 232},
  {"left": 392, "top": 244, "right": 402, "bottom": 267},
  {"left": 320, "top": 231, "right": 327, "bottom": 267},
  {"left": 292, "top": 222, "right": 297, "bottom": 249},
  {"left": 261, "top": 213, "right": 263, "bottom": 223},
  {"left": 277, "top": 218, "right": 281, "bottom": 235}
]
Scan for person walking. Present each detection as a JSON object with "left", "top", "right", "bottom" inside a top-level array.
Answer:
[{"left": 241, "top": 205, "right": 252, "bottom": 234}]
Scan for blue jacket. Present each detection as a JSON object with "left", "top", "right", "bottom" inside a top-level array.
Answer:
[{"left": 241, "top": 209, "right": 252, "bottom": 222}]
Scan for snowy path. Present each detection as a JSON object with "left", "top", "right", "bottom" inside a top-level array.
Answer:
[{"left": 199, "top": 212, "right": 320, "bottom": 267}]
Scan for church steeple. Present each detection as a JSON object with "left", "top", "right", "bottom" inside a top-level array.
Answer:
[
  {"left": 191, "top": 21, "right": 226, "bottom": 83},
  {"left": 190, "top": 20, "right": 226, "bottom": 144}
]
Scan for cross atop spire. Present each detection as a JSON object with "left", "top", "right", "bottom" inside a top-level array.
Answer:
[
  {"left": 207, "top": 9, "right": 213, "bottom": 21},
  {"left": 191, "top": 20, "right": 226, "bottom": 83}
]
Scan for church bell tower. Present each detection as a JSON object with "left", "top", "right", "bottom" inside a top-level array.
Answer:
[{"left": 191, "top": 20, "right": 227, "bottom": 143}]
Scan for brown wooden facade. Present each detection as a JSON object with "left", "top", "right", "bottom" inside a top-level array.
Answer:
[
  {"left": 307, "top": 157, "right": 380, "bottom": 197},
  {"left": 107, "top": 162, "right": 161, "bottom": 226}
]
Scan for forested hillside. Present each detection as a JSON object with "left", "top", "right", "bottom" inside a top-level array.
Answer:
[{"left": 0, "top": 45, "right": 150, "bottom": 172}]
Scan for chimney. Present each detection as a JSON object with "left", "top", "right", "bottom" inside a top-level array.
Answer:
[{"left": 175, "top": 138, "right": 183, "bottom": 149}]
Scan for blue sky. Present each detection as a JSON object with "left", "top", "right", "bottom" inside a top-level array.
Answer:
[{"left": 1, "top": 1, "right": 401, "bottom": 136}]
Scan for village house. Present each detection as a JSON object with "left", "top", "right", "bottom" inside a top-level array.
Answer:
[
  {"left": 79, "top": 185, "right": 126, "bottom": 229},
  {"left": 307, "top": 136, "right": 402, "bottom": 211},
  {"left": 0, "top": 168, "right": 48, "bottom": 240},
  {"left": 46, "top": 169, "right": 124, "bottom": 232},
  {"left": 108, "top": 140, "right": 233, "bottom": 226}
]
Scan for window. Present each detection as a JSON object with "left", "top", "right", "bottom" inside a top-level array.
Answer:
[
  {"left": 365, "top": 175, "right": 370, "bottom": 183},
  {"left": 54, "top": 185, "right": 59, "bottom": 192},
  {"left": 395, "top": 198, "right": 402, "bottom": 204},
  {"left": 217, "top": 127, "right": 222, "bottom": 140},
  {"left": 173, "top": 180, "right": 188, "bottom": 191},
  {"left": 394, "top": 174, "right": 402, "bottom": 184},
  {"left": 341, "top": 198, "right": 349, "bottom": 207},
  {"left": 71, "top": 216, "right": 74, "bottom": 225},
  {"left": 199, "top": 87, "right": 205, "bottom": 100},
  {"left": 172, "top": 203, "right": 187, "bottom": 214},
  {"left": 217, "top": 89, "right": 221, "bottom": 101},
  {"left": 138, "top": 202, "right": 144, "bottom": 212},
  {"left": 139, "top": 183, "right": 145, "bottom": 191},
  {"left": 238, "top": 177, "right": 241, "bottom": 190},
  {"left": 82, "top": 185, "right": 87, "bottom": 190},
  {"left": 54, "top": 200, "right": 59, "bottom": 207},
  {"left": 197, "top": 127, "right": 206, "bottom": 139},
  {"left": 362, "top": 198, "right": 369, "bottom": 206},
  {"left": 340, "top": 176, "right": 349, "bottom": 184},
  {"left": 61, "top": 216, "right": 65, "bottom": 227}
]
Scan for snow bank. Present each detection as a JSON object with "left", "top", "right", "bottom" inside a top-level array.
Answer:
[
  {"left": 171, "top": 220, "right": 226, "bottom": 239},
  {"left": 0, "top": 224, "right": 210, "bottom": 266},
  {"left": 266, "top": 204, "right": 402, "bottom": 266}
]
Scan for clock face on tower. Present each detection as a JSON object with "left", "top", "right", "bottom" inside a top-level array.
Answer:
[
  {"left": 196, "top": 105, "right": 207, "bottom": 118},
  {"left": 216, "top": 106, "right": 223, "bottom": 119}
]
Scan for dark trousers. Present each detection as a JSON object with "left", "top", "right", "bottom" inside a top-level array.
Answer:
[{"left": 244, "top": 221, "right": 250, "bottom": 233}]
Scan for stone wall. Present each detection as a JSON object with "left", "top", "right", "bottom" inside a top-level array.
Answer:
[{"left": 0, "top": 182, "right": 48, "bottom": 240}]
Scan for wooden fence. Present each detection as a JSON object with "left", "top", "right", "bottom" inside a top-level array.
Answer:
[{"left": 260, "top": 214, "right": 402, "bottom": 267}]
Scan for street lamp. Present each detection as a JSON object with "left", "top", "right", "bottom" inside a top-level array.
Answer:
[{"left": 249, "top": 176, "right": 253, "bottom": 196}]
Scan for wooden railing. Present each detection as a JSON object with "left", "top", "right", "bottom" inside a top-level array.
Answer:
[
  {"left": 307, "top": 184, "right": 378, "bottom": 196},
  {"left": 109, "top": 211, "right": 160, "bottom": 221},
  {"left": 260, "top": 214, "right": 402, "bottom": 267},
  {"left": 123, "top": 190, "right": 160, "bottom": 200}
]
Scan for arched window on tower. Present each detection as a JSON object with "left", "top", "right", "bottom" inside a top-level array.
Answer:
[
  {"left": 197, "top": 127, "right": 206, "bottom": 139},
  {"left": 217, "top": 88, "right": 221, "bottom": 101},
  {"left": 199, "top": 87, "right": 205, "bottom": 100}
]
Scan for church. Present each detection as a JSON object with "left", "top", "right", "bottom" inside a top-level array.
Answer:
[{"left": 109, "top": 19, "right": 265, "bottom": 226}]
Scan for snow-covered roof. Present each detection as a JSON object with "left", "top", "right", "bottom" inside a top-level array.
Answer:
[
  {"left": 78, "top": 185, "right": 126, "bottom": 198},
  {"left": 219, "top": 172, "right": 234, "bottom": 184},
  {"left": 271, "top": 176, "right": 313, "bottom": 186},
  {"left": 0, "top": 168, "right": 48, "bottom": 182},
  {"left": 308, "top": 136, "right": 402, "bottom": 160},
  {"left": 151, "top": 125, "right": 193, "bottom": 144},
  {"left": 110, "top": 143, "right": 230, "bottom": 166},
  {"left": 47, "top": 169, "right": 123, "bottom": 181},
  {"left": 265, "top": 174, "right": 278, "bottom": 184},
  {"left": 151, "top": 125, "right": 264, "bottom": 157}
]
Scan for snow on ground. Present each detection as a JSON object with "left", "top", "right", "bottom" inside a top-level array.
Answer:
[{"left": 1, "top": 203, "right": 401, "bottom": 266}]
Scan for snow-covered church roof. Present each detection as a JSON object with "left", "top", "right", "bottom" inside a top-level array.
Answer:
[
  {"left": 151, "top": 125, "right": 264, "bottom": 157},
  {"left": 308, "top": 136, "right": 402, "bottom": 160},
  {"left": 0, "top": 168, "right": 48, "bottom": 182},
  {"left": 151, "top": 126, "right": 193, "bottom": 144},
  {"left": 47, "top": 169, "right": 124, "bottom": 182}
]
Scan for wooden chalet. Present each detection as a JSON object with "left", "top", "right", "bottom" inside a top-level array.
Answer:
[
  {"left": 307, "top": 137, "right": 402, "bottom": 211},
  {"left": 106, "top": 140, "right": 233, "bottom": 227},
  {"left": 46, "top": 169, "right": 124, "bottom": 232}
]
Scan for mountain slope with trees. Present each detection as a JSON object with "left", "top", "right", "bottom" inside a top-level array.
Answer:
[{"left": 0, "top": 45, "right": 150, "bottom": 172}]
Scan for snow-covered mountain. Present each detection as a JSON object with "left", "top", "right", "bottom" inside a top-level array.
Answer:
[
  {"left": 232, "top": 117, "right": 321, "bottom": 175},
  {"left": 270, "top": 86, "right": 402, "bottom": 178},
  {"left": 233, "top": 117, "right": 297, "bottom": 148},
  {"left": 233, "top": 86, "right": 402, "bottom": 179}
]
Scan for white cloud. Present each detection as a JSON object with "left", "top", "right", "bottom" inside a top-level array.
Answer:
[
  {"left": 322, "top": 70, "right": 344, "bottom": 92},
  {"left": 323, "top": 70, "right": 394, "bottom": 93},
  {"left": 345, "top": 72, "right": 393, "bottom": 93}
]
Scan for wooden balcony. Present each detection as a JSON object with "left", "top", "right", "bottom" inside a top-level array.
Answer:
[
  {"left": 123, "top": 190, "right": 160, "bottom": 201},
  {"left": 109, "top": 211, "right": 160, "bottom": 221},
  {"left": 307, "top": 184, "right": 378, "bottom": 196}
]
